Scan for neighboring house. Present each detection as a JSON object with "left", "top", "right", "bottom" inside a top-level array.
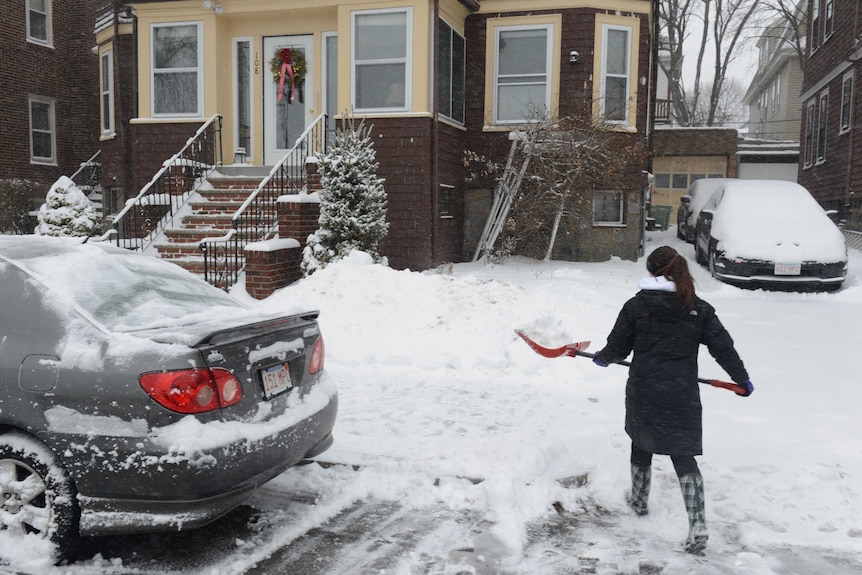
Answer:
[
  {"left": 94, "top": 0, "right": 655, "bottom": 276},
  {"left": 798, "top": 0, "right": 861, "bottom": 232},
  {"left": 0, "top": 1, "right": 100, "bottom": 204},
  {"left": 743, "top": 10, "right": 805, "bottom": 142}
]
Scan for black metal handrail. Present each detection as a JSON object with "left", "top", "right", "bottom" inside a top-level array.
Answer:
[
  {"left": 70, "top": 149, "right": 102, "bottom": 190},
  {"left": 200, "top": 113, "right": 327, "bottom": 290},
  {"left": 112, "top": 115, "right": 223, "bottom": 253}
]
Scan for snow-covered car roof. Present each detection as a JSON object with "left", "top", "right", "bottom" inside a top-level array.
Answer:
[{"left": 0, "top": 236, "right": 250, "bottom": 333}]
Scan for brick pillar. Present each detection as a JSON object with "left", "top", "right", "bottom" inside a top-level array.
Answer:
[
  {"left": 244, "top": 239, "right": 302, "bottom": 300},
  {"left": 246, "top": 159, "right": 323, "bottom": 299},
  {"left": 306, "top": 157, "right": 322, "bottom": 193},
  {"left": 278, "top": 194, "right": 321, "bottom": 250}
]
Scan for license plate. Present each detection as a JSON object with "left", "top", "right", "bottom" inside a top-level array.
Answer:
[
  {"left": 775, "top": 263, "right": 801, "bottom": 275},
  {"left": 261, "top": 363, "right": 292, "bottom": 398}
]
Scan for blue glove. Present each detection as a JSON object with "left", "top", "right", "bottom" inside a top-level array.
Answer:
[
  {"left": 592, "top": 354, "right": 608, "bottom": 367},
  {"left": 739, "top": 380, "right": 754, "bottom": 397}
]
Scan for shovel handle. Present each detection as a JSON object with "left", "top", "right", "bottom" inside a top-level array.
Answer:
[{"left": 572, "top": 350, "right": 747, "bottom": 395}]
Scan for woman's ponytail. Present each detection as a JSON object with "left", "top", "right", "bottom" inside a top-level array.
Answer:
[{"left": 646, "top": 246, "right": 696, "bottom": 309}]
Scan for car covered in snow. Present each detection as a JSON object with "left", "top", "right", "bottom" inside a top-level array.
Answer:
[
  {"left": 694, "top": 180, "right": 848, "bottom": 291},
  {"left": 676, "top": 178, "right": 735, "bottom": 243},
  {"left": 0, "top": 236, "right": 336, "bottom": 562}
]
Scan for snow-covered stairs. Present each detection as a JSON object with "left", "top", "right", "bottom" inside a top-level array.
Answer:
[{"left": 154, "top": 169, "right": 265, "bottom": 276}]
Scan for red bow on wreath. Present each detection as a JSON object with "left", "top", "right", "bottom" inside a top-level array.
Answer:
[{"left": 277, "top": 48, "right": 296, "bottom": 103}]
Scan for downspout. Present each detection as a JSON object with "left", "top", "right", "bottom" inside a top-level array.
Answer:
[
  {"left": 642, "top": 0, "right": 661, "bottom": 257},
  {"left": 431, "top": 0, "right": 440, "bottom": 266}
]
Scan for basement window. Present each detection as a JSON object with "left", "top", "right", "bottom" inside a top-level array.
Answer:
[{"left": 593, "top": 190, "right": 624, "bottom": 226}]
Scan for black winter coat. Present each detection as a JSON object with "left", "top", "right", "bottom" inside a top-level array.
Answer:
[{"left": 595, "top": 288, "right": 749, "bottom": 456}]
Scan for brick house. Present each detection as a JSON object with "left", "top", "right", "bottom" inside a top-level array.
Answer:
[
  {"left": 798, "top": 0, "right": 862, "bottom": 231},
  {"left": 94, "top": 0, "right": 655, "bottom": 288},
  {"left": 0, "top": 0, "right": 100, "bottom": 208}
]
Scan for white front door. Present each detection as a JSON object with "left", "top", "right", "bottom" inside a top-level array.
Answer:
[{"left": 263, "top": 35, "right": 314, "bottom": 166}]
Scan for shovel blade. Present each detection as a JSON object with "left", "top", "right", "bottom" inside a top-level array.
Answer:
[{"left": 516, "top": 330, "right": 590, "bottom": 358}]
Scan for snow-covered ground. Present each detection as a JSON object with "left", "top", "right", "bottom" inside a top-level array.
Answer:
[{"left": 6, "top": 229, "right": 862, "bottom": 574}]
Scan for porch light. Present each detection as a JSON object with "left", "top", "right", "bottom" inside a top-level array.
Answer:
[{"left": 202, "top": 1, "right": 223, "bottom": 14}]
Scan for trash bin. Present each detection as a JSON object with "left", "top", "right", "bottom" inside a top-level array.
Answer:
[{"left": 649, "top": 205, "right": 673, "bottom": 231}]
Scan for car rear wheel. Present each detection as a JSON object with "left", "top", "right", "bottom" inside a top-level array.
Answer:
[{"left": 0, "top": 433, "right": 80, "bottom": 564}]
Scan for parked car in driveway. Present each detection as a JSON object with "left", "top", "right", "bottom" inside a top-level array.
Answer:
[
  {"left": 694, "top": 180, "right": 848, "bottom": 291},
  {"left": 677, "top": 178, "right": 735, "bottom": 243},
  {"left": 0, "top": 236, "right": 337, "bottom": 563}
]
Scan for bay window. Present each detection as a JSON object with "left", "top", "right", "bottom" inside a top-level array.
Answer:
[
  {"left": 601, "top": 24, "right": 632, "bottom": 125},
  {"left": 352, "top": 9, "right": 412, "bottom": 112},
  {"left": 152, "top": 23, "right": 202, "bottom": 117},
  {"left": 494, "top": 25, "right": 552, "bottom": 123},
  {"left": 438, "top": 20, "right": 465, "bottom": 124}
]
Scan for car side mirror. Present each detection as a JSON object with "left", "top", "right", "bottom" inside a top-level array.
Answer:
[{"left": 680, "top": 195, "right": 691, "bottom": 204}]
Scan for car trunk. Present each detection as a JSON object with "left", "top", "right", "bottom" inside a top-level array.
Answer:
[{"left": 140, "top": 310, "right": 323, "bottom": 425}]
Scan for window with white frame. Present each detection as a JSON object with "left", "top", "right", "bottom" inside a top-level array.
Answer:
[
  {"left": 811, "top": 0, "right": 821, "bottom": 51},
  {"left": 803, "top": 101, "right": 816, "bottom": 167},
  {"left": 601, "top": 24, "right": 632, "bottom": 125},
  {"left": 29, "top": 96, "right": 55, "bottom": 164},
  {"left": 824, "top": 0, "right": 834, "bottom": 39},
  {"left": 494, "top": 25, "right": 552, "bottom": 123},
  {"left": 27, "top": 0, "right": 51, "bottom": 46},
  {"left": 438, "top": 19, "right": 465, "bottom": 124},
  {"left": 817, "top": 91, "right": 828, "bottom": 163},
  {"left": 100, "top": 50, "right": 115, "bottom": 135},
  {"left": 593, "top": 190, "right": 624, "bottom": 225},
  {"left": 152, "top": 22, "right": 202, "bottom": 117},
  {"left": 840, "top": 73, "right": 853, "bottom": 134},
  {"left": 352, "top": 8, "right": 411, "bottom": 112}
]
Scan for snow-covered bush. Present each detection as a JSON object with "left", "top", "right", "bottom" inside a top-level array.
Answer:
[
  {"left": 35, "top": 176, "right": 101, "bottom": 237},
  {"left": 302, "top": 118, "right": 389, "bottom": 275}
]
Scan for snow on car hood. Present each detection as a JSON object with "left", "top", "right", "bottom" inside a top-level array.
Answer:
[{"left": 711, "top": 181, "right": 847, "bottom": 263}]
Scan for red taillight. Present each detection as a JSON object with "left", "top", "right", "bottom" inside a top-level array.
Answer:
[
  {"left": 139, "top": 368, "right": 243, "bottom": 414},
  {"left": 309, "top": 337, "right": 325, "bottom": 374}
]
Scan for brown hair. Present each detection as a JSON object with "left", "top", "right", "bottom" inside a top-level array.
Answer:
[{"left": 646, "top": 246, "right": 696, "bottom": 309}]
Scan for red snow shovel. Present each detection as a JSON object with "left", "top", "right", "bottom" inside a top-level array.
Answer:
[{"left": 515, "top": 330, "right": 748, "bottom": 396}]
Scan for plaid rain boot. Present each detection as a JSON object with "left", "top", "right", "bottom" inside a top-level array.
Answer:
[
  {"left": 679, "top": 473, "right": 708, "bottom": 555},
  {"left": 625, "top": 464, "right": 651, "bottom": 516}
]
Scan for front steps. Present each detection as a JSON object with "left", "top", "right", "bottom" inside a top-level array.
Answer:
[{"left": 153, "top": 168, "right": 265, "bottom": 275}]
